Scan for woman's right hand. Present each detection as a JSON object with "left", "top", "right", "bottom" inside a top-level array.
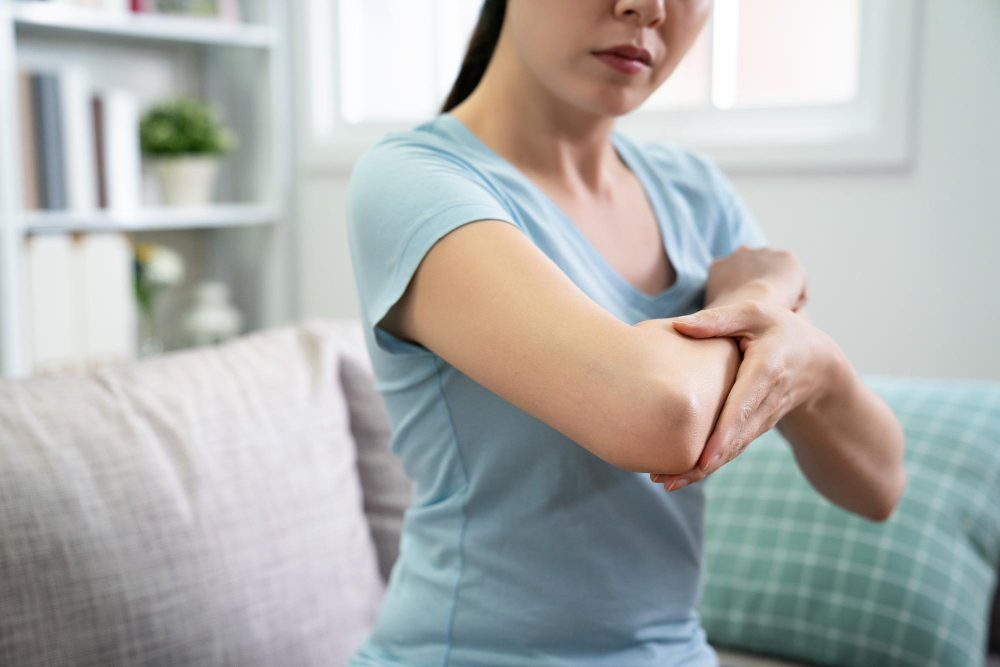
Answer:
[{"left": 705, "top": 245, "right": 809, "bottom": 313}]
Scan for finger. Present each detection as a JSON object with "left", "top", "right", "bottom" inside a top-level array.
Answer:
[
  {"left": 671, "top": 300, "right": 769, "bottom": 339},
  {"left": 695, "top": 358, "right": 774, "bottom": 473},
  {"left": 658, "top": 469, "right": 702, "bottom": 490},
  {"left": 661, "top": 383, "right": 785, "bottom": 489},
  {"left": 698, "top": 387, "right": 788, "bottom": 479},
  {"left": 651, "top": 470, "right": 691, "bottom": 486}
]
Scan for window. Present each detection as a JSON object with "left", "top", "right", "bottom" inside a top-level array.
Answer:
[
  {"left": 645, "top": 0, "right": 861, "bottom": 111},
  {"left": 296, "top": 0, "right": 921, "bottom": 173}
]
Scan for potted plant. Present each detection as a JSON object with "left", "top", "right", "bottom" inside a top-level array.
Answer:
[{"left": 139, "top": 96, "right": 238, "bottom": 206}]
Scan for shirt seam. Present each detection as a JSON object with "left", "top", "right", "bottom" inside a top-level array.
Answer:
[
  {"left": 387, "top": 200, "right": 497, "bottom": 300},
  {"left": 375, "top": 201, "right": 517, "bottom": 356},
  {"left": 385, "top": 200, "right": 520, "bottom": 310},
  {"left": 433, "top": 355, "right": 471, "bottom": 667}
]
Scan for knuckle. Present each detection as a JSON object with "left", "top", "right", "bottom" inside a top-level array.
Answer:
[
  {"left": 741, "top": 298, "right": 765, "bottom": 317},
  {"left": 727, "top": 438, "right": 741, "bottom": 461}
]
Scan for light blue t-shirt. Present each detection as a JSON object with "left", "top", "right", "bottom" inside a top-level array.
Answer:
[{"left": 344, "top": 111, "right": 769, "bottom": 666}]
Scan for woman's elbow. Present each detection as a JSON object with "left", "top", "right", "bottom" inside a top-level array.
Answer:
[{"left": 611, "top": 383, "right": 703, "bottom": 475}]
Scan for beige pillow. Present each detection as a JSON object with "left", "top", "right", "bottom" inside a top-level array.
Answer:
[{"left": 0, "top": 320, "right": 384, "bottom": 666}]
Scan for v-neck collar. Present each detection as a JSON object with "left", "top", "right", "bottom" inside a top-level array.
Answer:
[{"left": 434, "top": 112, "right": 689, "bottom": 312}]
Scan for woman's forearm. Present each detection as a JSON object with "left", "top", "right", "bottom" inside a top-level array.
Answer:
[
  {"left": 776, "top": 339, "right": 907, "bottom": 521},
  {"left": 705, "top": 283, "right": 907, "bottom": 520}
]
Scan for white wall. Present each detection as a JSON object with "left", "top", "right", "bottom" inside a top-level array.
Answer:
[{"left": 294, "top": 0, "right": 1000, "bottom": 380}]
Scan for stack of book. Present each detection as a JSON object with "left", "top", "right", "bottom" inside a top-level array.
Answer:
[
  {"left": 24, "top": 233, "right": 138, "bottom": 376},
  {"left": 17, "top": 64, "right": 142, "bottom": 374},
  {"left": 18, "top": 66, "right": 142, "bottom": 213}
]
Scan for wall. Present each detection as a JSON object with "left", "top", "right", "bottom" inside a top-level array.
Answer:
[{"left": 294, "top": 0, "right": 1000, "bottom": 380}]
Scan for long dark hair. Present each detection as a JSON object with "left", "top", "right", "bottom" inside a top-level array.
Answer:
[{"left": 440, "top": 0, "right": 508, "bottom": 113}]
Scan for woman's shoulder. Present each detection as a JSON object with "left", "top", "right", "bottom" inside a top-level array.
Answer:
[
  {"left": 618, "top": 132, "right": 726, "bottom": 197},
  {"left": 355, "top": 117, "right": 480, "bottom": 169},
  {"left": 349, "top": 123, "right": 496, "bottom": 203}
]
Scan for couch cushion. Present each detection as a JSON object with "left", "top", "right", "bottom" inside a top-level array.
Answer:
[
  {"left": 0, "top": 320, "right": 385, "bottom": 666},
  {"left": 697, "top": 374, "right": 1000, "bottom": 667},
  {"left": 319, "top": 317, "right": 412, "bottom": 584}
]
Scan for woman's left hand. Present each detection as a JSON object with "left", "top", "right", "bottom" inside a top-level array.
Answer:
[{"left": 649, "top": 299, "right": 836, "bottom": 491}]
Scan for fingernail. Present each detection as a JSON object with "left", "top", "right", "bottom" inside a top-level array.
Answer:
[
  {"left": 670, "top": 479, "right": 690, "bottom": 491},
  {"left": 666, "top": 478, "right": 677, "bottom": 491},
  {"left": 675, "top": 314, "right": 699, "bottom": 324},
  {"left": 700, "top": 453, "right": 721, "bottom": 472}
]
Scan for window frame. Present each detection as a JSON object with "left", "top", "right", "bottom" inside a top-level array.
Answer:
[{"left": 295, "top": 0, "right": 923, "bottom": 175}]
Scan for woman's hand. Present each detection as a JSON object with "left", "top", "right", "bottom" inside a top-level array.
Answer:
[
  {"left": 706, "top": 246, "right": 809, "bottom": 313},
  {"left": 648, "top": 299, "right": 837, "bottom": 491}
]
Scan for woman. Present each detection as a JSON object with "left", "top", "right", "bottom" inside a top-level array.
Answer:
[{"left": 345, "top": 0, "right": 906, "bottom": 664}]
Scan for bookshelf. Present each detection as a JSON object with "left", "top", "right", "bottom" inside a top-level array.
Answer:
[{"left": 0, "top": 0, "right": 295, "bottom": 379}]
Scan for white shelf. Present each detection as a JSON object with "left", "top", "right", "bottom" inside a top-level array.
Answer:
[
  {"left": 0, "top": 0, "right": 295, "bottom": 378},
  {"left": 21, "top": 204, "right": 280, "bottom": 233},
  {"left": 11, "top": 3, "right": 275, "bottom": 48}
]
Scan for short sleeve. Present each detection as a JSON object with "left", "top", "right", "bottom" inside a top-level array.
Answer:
[
  {"left": 346, "top": 137, "right": 523, "bottom": 356},
  {"left": 699, "top": 152, "right": 770, "bottom": 257}
]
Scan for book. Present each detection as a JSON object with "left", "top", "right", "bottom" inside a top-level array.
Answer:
[
  {"left": 17, "top": 70, "right": 41, "bottom": 211},
  {"left": 26, "top": 232, "right": 139, "bottom": 375},
  {"left": 76, "top": 233, "right": 138, "bottom": 367},
  {"left": 59, "top": 66, "right": 98, "bottom": 212},
  {"left": 26, "top": 233, "right": 79, "bottom": 374},
  {"left": 31, "top": 72, "right": 67, "bottom": 210},
  {"left": 92, "top": 94, "right": 108, "bottom": 208},
  {"left": 217, "top": 0, "right": 239, "bottom": 23},
  {"left": 97, "top": 87, "right": 142, "bottom": 211},
  {"left": 100, "top": 0, "right": 131, "bottom": 13}
]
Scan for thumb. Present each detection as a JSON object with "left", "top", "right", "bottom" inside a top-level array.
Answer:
[{"left": 671, "top": 302, "right": 761, "bottom": 338}]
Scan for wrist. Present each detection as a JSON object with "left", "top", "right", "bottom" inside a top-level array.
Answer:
[
  {"left": 706, "top": 279, "right": 778, "bottom": 309},
  {"left": 803, "top": 334, "right": 853, "bottom": 414}
]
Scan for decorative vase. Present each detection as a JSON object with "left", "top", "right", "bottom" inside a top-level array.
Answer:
[
  {"left": 137, "top": 283, "right": 166, "bottom": 358},
  {"left": 149, "top": 155, "right": 220, "bottom": 206},
  {"left": 181, "top": 280, "right": 243, "bottom": 347}
]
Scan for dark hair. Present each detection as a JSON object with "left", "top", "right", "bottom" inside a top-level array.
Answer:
[{"left": 440, "top": 0, "right": 508, "bottom": 113}]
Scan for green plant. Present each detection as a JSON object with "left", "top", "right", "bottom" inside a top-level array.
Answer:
[{"left": 139, "top": 96, "right": 238, "bottom": 156}]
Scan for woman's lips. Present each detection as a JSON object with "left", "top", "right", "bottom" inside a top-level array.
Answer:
[{"left": 593, "top": 52, "right": 650, "bottom": 75}]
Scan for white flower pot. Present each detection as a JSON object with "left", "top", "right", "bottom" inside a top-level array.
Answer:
[{"left": 150, "top": 155, "right": 221, "bottom": 207}]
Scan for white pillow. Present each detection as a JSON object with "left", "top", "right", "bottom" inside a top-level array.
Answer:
[{"left": 0, "top": 320, "right": 385, "bottom": 666}]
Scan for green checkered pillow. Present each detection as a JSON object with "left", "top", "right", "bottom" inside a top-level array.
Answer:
[{"left": 697, "top": 374, "right": 1000, "bottom": 667}]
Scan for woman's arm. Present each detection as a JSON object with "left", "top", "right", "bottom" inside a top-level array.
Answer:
[
  {"left": 380, "top": 218, "right": 714, "bottom": 475},
  {"left": 661, "top": 281, "right": 783, "bottom": 466},
  {"left": 651, "top": 299, "right": 907, "bottom": 522},
  {"left": 637, "top": 280, "right": 785, "bottom": 470},
  {"left": 775, "top": 327, "right": 907, "bottom": 521}
]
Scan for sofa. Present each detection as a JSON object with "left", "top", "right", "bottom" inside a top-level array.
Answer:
[{"left": 0, "top": 317, "right": 996, "bottom": 667}]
